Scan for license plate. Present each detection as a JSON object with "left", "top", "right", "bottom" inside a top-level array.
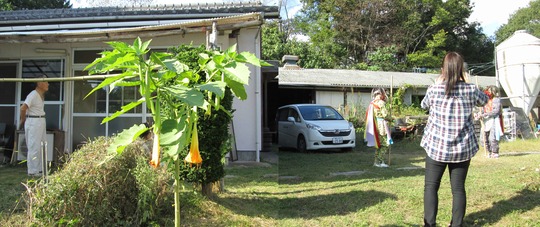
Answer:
[{"left": 332, "top": 137, "right": 343, "bottom": 144}]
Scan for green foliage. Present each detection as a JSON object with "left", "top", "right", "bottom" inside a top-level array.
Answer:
[
  {"left": 27, "top": 137, "right": 173, "bottom": 226},
  {"left": 0, "top": 0, "right": 12, "bottom": 10},
  {"left": 337, "top": 101, "right": 367, "bottom": 133},
  {"left": 84, "top": 37, "right": 269, "bottom": 225},
  {"left": 391, "top": 85, "right": 409, "bottom": 114},
  {"left": 495, "top": 0, "right": 540, "bottom": 45},
  {"left": 85, "top": 37, "right": 266, "bottom": 157},
  {"left": 286, "top": 0, "right": 490, "bottom": 71},
  {"left": 390, "top": 84, "right": 426, "bottom": 120},
  {"left": 366, "top": 45, "right": 407, "bottom": 71},
  {"left": 407, "top": 29, "right": 447, "bottom": 68},
  {"left": 168, "top": 45, "right": 234, "bottom": 185},
  {"left": 262, "top": 20, "right": 288, "bottom": 60},
  {"left": 7, "top": 0, "right": 71, "bottom": 9}
]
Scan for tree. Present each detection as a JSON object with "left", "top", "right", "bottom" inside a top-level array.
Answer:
[
  {"left": 294, "top": 0, "right": 348, "bottom": 68},
  {"left": 82, "top": 0, "right": 153, "bottom": 7},
  {"left": 289, "top": 0, "right": 490, "bottom": 71},
  {"left": 262, "top": 20, "right": 289, "bottom": 60},
  {"left": 495, "top": 0, "right": 540, "bottom": 46},
  {"left": 0, "top": 0, "right": 12, "bottom": 10},
  {"left": 7, "top": 0, "right": 71, "bottom": 9}
]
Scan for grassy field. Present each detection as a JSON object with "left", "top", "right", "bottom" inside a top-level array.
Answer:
[
  {"left": 1, "top": 137, "right": 539, "bottom": 226},
  {"left": 215, "top": 137, "right": 540, "bottom": 226}
]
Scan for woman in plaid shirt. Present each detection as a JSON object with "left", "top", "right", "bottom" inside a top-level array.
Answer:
[{"left": 421, "top": 52, "right": 488, "bottom": 227}]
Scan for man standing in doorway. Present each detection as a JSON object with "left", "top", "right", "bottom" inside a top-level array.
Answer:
[{"left": 19, "top": 74, "right": 49, "bottom": 177}]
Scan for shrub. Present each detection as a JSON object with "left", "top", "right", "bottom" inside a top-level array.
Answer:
[
  {"left": 169, "top": 45, "right": 233, "bottom": 193},
  {"left": 26, "top": 137, "right": 174, "bottom": 226}
]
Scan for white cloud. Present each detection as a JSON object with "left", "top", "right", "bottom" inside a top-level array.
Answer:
[{"left": 469, "top": 0, "right": 532, "bottom": 37}]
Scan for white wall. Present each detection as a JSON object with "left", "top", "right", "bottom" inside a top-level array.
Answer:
[
  {"left": 316, "top": 91, "right": 344, "bottom": 109},
  {"left": 231, "top": 27, "right": 261, "bottom": 157}
]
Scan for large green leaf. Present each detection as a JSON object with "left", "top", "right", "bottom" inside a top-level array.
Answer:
[
  {"left": 212, "top": 54, "right": 225, "bottom": 65},
  {"left": 150, "top": 52, "right": 173, "bottom": 69},
  {"left": 196, "top": 81, "right": 226, "bottom": 97},
  {"left": 165, "top": 144, "right": 180, "bottom": 158},
  {"left": 221, "top": 62, "right": 250, "bottom": 85},
  {"left": 107, "top": 123, "right": 148, "bottom": 154},
  {"left": 101, "top": 98, "right": 145, "bottom": 123},
  {"left": 106, "top": 41, "right": 132, "bottom": 53},
  {"left": 163, "top": 59, "right": 189, "bottom": 74},
  {"left": 160, "top": 118, "right": 187, "bottom": 146},
  {"left": 139, "top": 38, "right": 152, "bottom": 56},
  {"left": 224, "top": 76, "right": 247, "bottom": 100},
  {"left": 198, "top": 53, "right": 210, "bottom": 65},
  {"left": 225, "top": 44, "right": 238, "bottom": 58},
  {"left": 163, "top": 85, "right": 204, "bottom": 107},
  {"left": 114, "top": 80, "right": 141, "bottom": 87},
  {"left": 239, "top": 51, "right": 272, "bottom": 67},
  {"left": 102, "top": 53, "right": 139, "bottom": 72},
  {"left": 84, "top": 74, "right": 126, "bottom": 99}
]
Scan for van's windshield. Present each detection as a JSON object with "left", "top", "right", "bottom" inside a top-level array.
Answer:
[{"left": 298, "top": 106, "right": 344, "bottom": 121}]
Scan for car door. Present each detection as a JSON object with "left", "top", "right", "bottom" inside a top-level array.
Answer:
[
  {"left": 277, "top": 107, "right": 299, "bottom": 147},
  {"left": 277, "top": 107, "right": 290, "bottom": 147}
]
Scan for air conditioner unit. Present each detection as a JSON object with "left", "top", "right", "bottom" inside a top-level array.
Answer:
[{"left": 16, "top": 131, "right": 54, "bottom": 162}]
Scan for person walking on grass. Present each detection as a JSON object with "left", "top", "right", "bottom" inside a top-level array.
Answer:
[
  {"left": 365, "top": 87, "right": 393, "bottom": 168},
  {"left": 480, "top": 85, "right": 503, "bottom": 159},
  {"left": 19, "top": 74, "right": 49, "bottom": 177},
  {"left": 420, "top": 52, "right": 488, "bottom": 227}
]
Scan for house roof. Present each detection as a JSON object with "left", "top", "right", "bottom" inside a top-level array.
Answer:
[
  {"left": 278, "top": 68, "right": 497, "bottom": 89},
  {"left": 0, "top": 2, "right": 279, "bottom": 43}
]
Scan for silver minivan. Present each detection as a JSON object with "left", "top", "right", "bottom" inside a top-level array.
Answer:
[{"left": 276, "top": 104, "right": 356, "bottom": 152}]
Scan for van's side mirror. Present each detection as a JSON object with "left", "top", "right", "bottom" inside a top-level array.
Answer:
[{"left": 287, "top": 116, "right": 296, "bottom": 122}]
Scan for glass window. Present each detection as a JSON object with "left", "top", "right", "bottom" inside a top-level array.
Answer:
[
  {"left": 20, "top": 59, "right": 64, "bottom": 102},
  {"left": 73, "top": 71, "right": 105, "bottom": 113},
  {"left": 0, "top": 63, "right": 17, "bottom": 104},
  {"left": 289, "top": 109, "right": 300, "bottom": 122},
  {"left": 0, "top": 107, "right": 15, "bottom": 126},
  {"left": 74, "top": 50, "right": 102, "bottom": 64},
  {"left": 72, "top": 117, "right": 106, "bottom": 150},
  {"left": 19, "top": 59, "right": 64, "bottom": 131}
]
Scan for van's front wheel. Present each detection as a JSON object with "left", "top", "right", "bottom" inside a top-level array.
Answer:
[{"left": 297, "top": 135, "right": 307, "bottom": 153}]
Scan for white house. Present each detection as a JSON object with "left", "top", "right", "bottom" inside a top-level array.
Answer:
[{"left": 0, "top": 3, "right": 279, "bottom": 163}]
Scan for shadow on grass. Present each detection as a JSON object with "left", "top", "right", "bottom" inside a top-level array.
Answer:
[
  {"left": 215, "top": 189, "right": 396, "bottom": 219},
  {"left": 465, "top": 188, "right": 540, "bottom": 226}
]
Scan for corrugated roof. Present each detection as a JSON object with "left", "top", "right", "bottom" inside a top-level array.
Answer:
[
  {"left": 0, "top": 2, "right": 278, "bottom": 43},
  {"left": 0, "top": 2, "right": 279, "bottom": 25},
  {"left": 278, "top": 68, "right": 496, "bottom": 88},
  {"left": 0, "top": 12, "right": 265, "bottom": 43}
]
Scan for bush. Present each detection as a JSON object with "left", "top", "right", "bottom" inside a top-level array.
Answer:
[
  {"left": 26, "top": 137, "right": 174, "bottom": 226},
  {"left": 169, "top": 45, "right": 233, "bottom": 192}
]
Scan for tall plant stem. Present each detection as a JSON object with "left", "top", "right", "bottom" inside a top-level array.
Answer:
[{"left": 174, "top": 157, "right": 181, "bottom": 226}]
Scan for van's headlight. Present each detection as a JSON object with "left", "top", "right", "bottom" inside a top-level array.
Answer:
[
  {"left": 348, "top": 122, "right": 354, "bottom": 128},
  {"left": 306, "top": 123, "right": 322, "bottom": 131}
]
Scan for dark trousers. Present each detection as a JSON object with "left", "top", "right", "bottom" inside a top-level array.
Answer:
[{"left": 424, "top": 156, "right": 471, "bottom": 227}]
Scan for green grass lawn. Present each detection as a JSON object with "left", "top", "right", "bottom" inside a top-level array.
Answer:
[
  {"left": 216, "top": 137, "right": 540, "bottom": 226},
  {"left": 1, "top": 137, "right": 539, "bottom": 226}
]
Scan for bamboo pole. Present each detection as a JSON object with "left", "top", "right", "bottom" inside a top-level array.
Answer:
[
  {"left": 388, "top": 76, "right": 393, "bottom": 166},
  {"left": 0, "top": 74, "right": 120, "bottom": 83}
]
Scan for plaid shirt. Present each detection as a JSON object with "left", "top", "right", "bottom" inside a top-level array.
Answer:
[{"left": 421, "top": 82, "right": 488, "bottom": 163}]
